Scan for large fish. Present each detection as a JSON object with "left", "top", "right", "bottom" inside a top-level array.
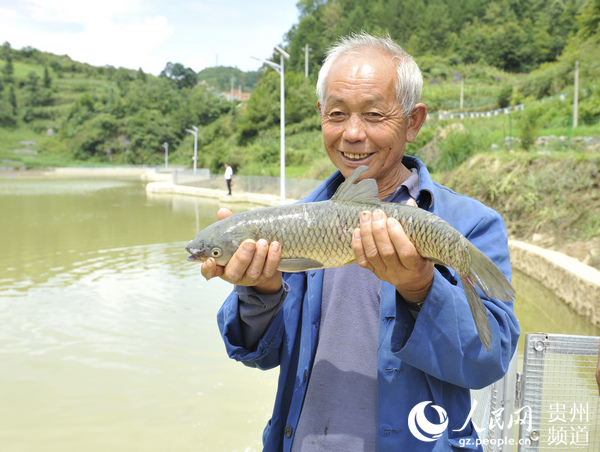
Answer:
[{"left": 186, "top": 166, "right": 515, "bottom": 351}]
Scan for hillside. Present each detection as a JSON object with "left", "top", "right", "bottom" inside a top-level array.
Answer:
[
  {"left": 1, "top": 0, "right": 599, "bottom": 172},
  {"left": 197, "top": 67, "right": 260, "bottom": 94},
  {"left": 438, "top": 152, "right": 600, "bottom": 269}
]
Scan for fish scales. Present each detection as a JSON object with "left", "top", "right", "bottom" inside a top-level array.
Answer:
[
  {"left": 186, "top": 165, "right": 515, "bottom": 352},
  {"left": 189, "top": 198, "right": 471, "bottom": 275}
]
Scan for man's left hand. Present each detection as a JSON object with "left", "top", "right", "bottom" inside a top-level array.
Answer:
[{"left": 352, "top": 200, "right": 434, "bottom": 303}]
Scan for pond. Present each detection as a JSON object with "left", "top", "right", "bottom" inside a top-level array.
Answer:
[{"left": 0, "top": 175, "right": 597, "bottom": 451}]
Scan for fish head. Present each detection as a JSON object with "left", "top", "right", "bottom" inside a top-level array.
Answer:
[{"left": 185, "top": 218, "right": 249, "bottom": 266}]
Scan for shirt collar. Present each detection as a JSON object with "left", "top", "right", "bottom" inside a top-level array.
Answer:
[
  {"left": 402, "top": 155, "right": 435, "bottom": 209},
  {"left": 383, "top": 168, "right": 419, "bottom": 204}
]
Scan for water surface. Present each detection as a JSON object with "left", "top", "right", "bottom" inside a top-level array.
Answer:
[{"left": 0, "top": 176, "right": 277, "bottom": 452}]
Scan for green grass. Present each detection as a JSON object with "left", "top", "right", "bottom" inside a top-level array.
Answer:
[{"left": 11, "top": 61, "right": 45, "bottom": 79}]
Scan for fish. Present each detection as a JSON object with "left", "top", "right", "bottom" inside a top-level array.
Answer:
[{"left": 186, "top": 165, "right": 515, "bottom": 351}]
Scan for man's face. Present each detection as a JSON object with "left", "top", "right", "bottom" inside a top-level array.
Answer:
[{"left": 319, "top": 51, "right": 422, "bottom": 198}]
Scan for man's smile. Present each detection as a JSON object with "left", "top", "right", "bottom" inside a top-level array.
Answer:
[{"left": 342, "top": 151, "right": 372, "bottom": 160}]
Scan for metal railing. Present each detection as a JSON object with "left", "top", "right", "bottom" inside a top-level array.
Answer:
[
  {"left": 517, "top": 333, "right": 600, "bottom": 451},
  {"left": 471, "top": 353, "right": 519, "bottom": 452},
  {"left": 465, "top": 332, "right": 600, "bottom": 451}
]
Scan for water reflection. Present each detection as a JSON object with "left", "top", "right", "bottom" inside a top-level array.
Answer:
[{"left": 0, "top": 176, "right": 597, "bottom": 451}]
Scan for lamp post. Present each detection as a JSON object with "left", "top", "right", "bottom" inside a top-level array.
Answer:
[
  {"left": 252, "top": 44, "right": 290, "bottom": 204},
  {"left": 162, "top": 142, "right": 169, "bottom": 170},
  {"left": 302, "top": 44, "right": 311, "bottom": 78},
  {"left": 185, "top": 125, "right": 199, "bottom": 174}
]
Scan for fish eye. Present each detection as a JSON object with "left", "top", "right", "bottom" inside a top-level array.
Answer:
[{"left": 211, "top": 248, "right": 222, "bottom": 258}]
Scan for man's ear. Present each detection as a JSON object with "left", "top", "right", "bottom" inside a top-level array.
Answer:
[{"left": 406, "top": 103, "right": 428, "bottom": 143}]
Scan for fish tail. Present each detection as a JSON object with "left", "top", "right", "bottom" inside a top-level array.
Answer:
[
  {"left": 466, "top": 243, "right": 516, "bottom": 302},
  {"left": 461, "top": 275, "right": 492, "bottom": 352},
  {"left": 461, "top": 243, "right": 516, "bottom": 352}
]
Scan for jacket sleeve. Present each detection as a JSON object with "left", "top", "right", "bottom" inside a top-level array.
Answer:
[
  {"left": 391, "top": 209, "right": 521, "bottom": 389},
  {"left": 236, "top": 283, "right": 289, "bottom": 349},
  {"left": 217, "top": 288, "right": 287, "bottom": 370},
  {"left": 217, "top": 272, "right": 307, "bottom": 370}
]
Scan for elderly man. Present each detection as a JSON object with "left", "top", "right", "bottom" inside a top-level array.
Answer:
[{"left": 200, "top": 32, "right": 520, "bottom": 451}]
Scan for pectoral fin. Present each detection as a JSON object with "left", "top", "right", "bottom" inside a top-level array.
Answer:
[
  {"left": 278, "top": 258, "right": 325, "bottom": 272},
  {"left": 278, "top": 257, "right": 357, "bottom": 272}
]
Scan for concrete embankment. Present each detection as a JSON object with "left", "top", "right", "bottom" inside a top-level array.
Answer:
[
  {"left": 146, "top": 177, "right": 600, "bottom": 327},
  {"left": 145, "top": 179, "right": 294, "bottom": 206}
]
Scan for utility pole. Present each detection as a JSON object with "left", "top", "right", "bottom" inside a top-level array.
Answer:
[
  {"left": 573, "top": 60, "right": 579, "bottom": 129},
  {"left": 303, "top": 44, "right": 311, "bottom": 78}
]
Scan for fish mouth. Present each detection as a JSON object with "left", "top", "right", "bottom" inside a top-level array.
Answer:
[{"left": 185, "top": 245, "right": 206, "bottom": 262}]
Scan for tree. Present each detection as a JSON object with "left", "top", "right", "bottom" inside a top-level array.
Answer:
[
  {"left": 1, "top": 41, "right": 11, "bottom": 60},
  {"left": 0, "top": 99, "right": 15, "bottom": 126},
  {"left": 2, "top": 59, "right": 13, "bottom": 82},
  {"left": 578, "top": 0, "right": 600, "bottom": 38},
  {"left": 136, "top": 68, "right": 147, "bottom": 82},
  {"left": 23, "top": 71, "right": 53, "bottom": 107},
  {"left": 8, "top": 85, "right": 16, "bottom": 115},
  {"left": 159, "top": 62, "right": 198, "bottom": 89},
  {"left": 43, "top": 66, "right": 52, "bottom": 88},
  {"left": 236, "top": 71, "right": 280, "bottom": 143}
]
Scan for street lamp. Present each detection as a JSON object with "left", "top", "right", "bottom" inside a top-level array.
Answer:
[
  {"left": 302, "top": 44, "right": 311, "bottom": 78},
  {"left": 162, "top": 142, "right": 169, "bottom": 170},
  {"left": 252, "top": 44, "right": 290, "bottom": 204},
  {"left": 185, "top": 125, "right": 199, "bottom": 174}
]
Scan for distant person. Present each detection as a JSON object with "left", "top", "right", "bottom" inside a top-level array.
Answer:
[
  {"left": 198, "top": 32, "right": 520, "bottom": 450},
  {"left": 224, "top": 164, "right": 233, "bottom": 195}
]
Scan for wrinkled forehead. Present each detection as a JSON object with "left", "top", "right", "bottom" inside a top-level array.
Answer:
[
  {"left": 322, "top": 51, "right": 398, "bottom": 107},
  {"left": 329, "top": 49, "right": 396, "bottom": 78}
]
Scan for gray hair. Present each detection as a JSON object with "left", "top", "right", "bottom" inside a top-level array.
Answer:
[{"left": 316, "top": 32, "right": 423, "bottom": 118}]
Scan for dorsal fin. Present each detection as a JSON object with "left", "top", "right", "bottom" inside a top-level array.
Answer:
[{"left": 331, "top": 165, "right": 381, "bottom": 205}]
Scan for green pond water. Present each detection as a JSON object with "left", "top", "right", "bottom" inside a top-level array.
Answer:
[{"left": 0, "top": 175, "right": 597, "bottom": 451}]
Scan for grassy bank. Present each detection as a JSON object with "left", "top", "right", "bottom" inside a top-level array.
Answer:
[{"left": 439, "top": 151, "right": 600, "bottom": 269}]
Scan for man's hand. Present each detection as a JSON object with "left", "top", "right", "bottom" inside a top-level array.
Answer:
[
  {"left": 198, "top": 208, "right": 283, "bottom": 294},
  {"left": 351, "top": 200, "right": 434, "bottom": 303}
]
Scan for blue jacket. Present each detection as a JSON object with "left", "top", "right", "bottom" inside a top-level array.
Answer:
[{"left": 218, "top": 156, "right": 520, "bottom": 451}]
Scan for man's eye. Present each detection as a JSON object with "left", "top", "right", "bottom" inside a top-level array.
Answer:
[{"left": 365, "top": 112, "right": 383, "bottom": 119}]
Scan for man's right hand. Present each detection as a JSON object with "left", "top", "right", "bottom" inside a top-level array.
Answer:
[{"left": 200, "top": 208, "right": 283, "bottom": 294}]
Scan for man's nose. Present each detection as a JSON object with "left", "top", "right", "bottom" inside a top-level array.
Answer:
[{"left": 342, "top": 114, "right": 367, "bottom": 142}]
